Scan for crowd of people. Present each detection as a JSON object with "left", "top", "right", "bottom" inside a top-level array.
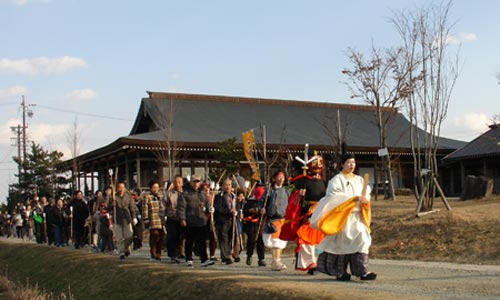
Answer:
[{"left": 0, "top": 152, "right": 377, "bottom": 281}]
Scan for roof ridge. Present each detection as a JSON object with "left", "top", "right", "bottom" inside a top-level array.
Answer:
[{"left": 145, "top": 91, "right": 396, "bottom": 112}]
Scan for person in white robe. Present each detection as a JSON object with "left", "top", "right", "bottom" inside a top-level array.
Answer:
[{"left": 311, "top": 153, "right": 377, "bottom": 281}]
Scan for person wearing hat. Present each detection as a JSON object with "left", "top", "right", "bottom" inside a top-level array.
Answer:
[
  {"left": 178, "top": 175, "right": 214, "bottom": 267},
  {"left": 262, "top": 171, "right": 290, "bottom": 271},
  {"left": 313, "top": 153, "right": 377, "bottom": 281},
  {"left": 282, "top": 153, "right": 327, "bottom": 275}
]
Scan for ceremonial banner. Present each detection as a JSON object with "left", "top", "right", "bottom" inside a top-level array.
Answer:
[{"left": 242, "top": 130, "right": 260, "bottom": 181}]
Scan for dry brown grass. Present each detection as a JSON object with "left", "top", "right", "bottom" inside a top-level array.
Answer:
[
  {"left": 370, "top": 195, "right": 500, "bottom": 264},
  {"left": 0, "top": 275, "right": 74, "bottom": 300}
]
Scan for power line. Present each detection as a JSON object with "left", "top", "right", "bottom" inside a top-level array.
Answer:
[
  {"left": 0, "top": 101, "right": 19, "bottom": 106},
  {"left": 36, "top": 104, "right": 134, "bottom": 122},
  {"left": 0, "top": 147, "right": 15, "bottom": 164}
]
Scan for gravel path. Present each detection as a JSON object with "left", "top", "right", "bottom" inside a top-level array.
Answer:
[
  {"left": 2, "top": 237, "right": 500, "bottom": 300},
  {"left": 126, "top": 240, "right": 500, "bottom": 300}
]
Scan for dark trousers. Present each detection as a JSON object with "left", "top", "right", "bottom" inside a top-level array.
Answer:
[
  {"left": 244, "top": 223, "right": 265, "bottom": 260},
  {"left": 46, "top": 225, "right": 54, "bottom": 245},
  {"left": 317, "top": 252, "right": 369, "bottom": 277},
  {"left": 185, "top": 226, "right": 208, "bottom": 262},
  {"left": 166, "top": 219, "right": 183, "bottom": 258},
  {"left": 216, "top": 220, "right": 231, "bottom": 261},
  {"left": 34, "top": 222, "right": 43, "bottom": 244},
  {"left": 133, "top": 222, "right": 143, "bottom": 250},
  {"left": 216, "top": 219, "right": 239, "bottom": 260},
  {"left": 149, "top": 228, "right": 165, "bottom": 259},
  {"left": 73, "top": 222, "right": 85, "bottom": 248},
  {"left": 100, "top": 232, "right": 113, "bottom": 252},
  {"left": 53, "top": 224, "right": 65, "bottom": 246}
]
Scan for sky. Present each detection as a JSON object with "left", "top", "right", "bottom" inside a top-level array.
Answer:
[{"left": 0, "top": 0, "right": 499, "bottom": 203}]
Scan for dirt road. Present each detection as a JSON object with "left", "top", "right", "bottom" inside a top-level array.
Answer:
[
  {"left": 176, "top": 254, "right": 500, "bottom": 300},
  {"left": 1, "top": 238, "right": 499, "bottom": 300}
]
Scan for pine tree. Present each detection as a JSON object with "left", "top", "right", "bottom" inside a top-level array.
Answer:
[{"left": 7, "top": 143, "right": 71, "bottom": 210}]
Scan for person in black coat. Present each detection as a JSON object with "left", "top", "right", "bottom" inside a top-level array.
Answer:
[
  {"left": 51, "top": 198, "right": 69, "bottom": 247},
  {"left": 70, "top": 191, "right": 89, "bottom": 249},
  {"left": 43, "top": 199, "right": 56, "bottom": 246}
]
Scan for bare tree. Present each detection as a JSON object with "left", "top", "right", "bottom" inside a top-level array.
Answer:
[
  {"left": 153, "top": 99, "right": 181, "bottom": 183},
  {"left": 392, "top": 0, "right": 459, "bottom": 213},
  {"left": 316, "top": 110, "right": 354, "bottom": 179},
  {"left": 342, "top": 44, "right": 415, "bottom": 200},
  {"left": 257, "top": 124, "right": 288, "bottom": 183},
  {"left": 317, "top": 109, "right": 352, "bottom": 156},
  {"left": 66, "top": 117, "right": 82, "bottom": 192}
]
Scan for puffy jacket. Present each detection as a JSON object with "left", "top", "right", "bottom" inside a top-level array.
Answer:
[{"left": 179, "top": 186, "right": 209, "bottom": 227}]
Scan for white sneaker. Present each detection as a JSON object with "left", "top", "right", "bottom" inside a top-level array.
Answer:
[
  {"left": 185, "top": 260, "right": 193, "bottom": 267},
  {"left": 201, "top": 259, "right": 215, "bottom": 267},
  {"left": 272, "top": 262, "right": 287, "bottom": 271}
]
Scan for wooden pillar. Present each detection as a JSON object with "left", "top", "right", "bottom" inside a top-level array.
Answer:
[
  {"left": 483, "top": 158, "right": 488, "bottom": 176},
  {"left": 90, "top": 170, "right": 95, "bottom": 193},
  {"left": 83, "top": 172, "right": 88, "bottom": 195},
  {"left": 77, "top": 171, "right": 81, "bottom": 191},
  {"left": 460, "top": 160, "right": 465, "bottom": 192},
  {"left": 204, "top": 154, "right": 209, "bottom": 181},
  {"left": 115, "top": 157, "right": 120, "bottom": 183},
  {"left": 136, "top": 153, "right": 141, "bottom": 190},
  {"left": 107, "top": 163, "right": 112, "bottom": 188},
  {"left": 449, "top": 167, "right": 455, "bottom": 196},
  {"left": 125, "top": 154, "right": 131, "bottom": 188},
  {"left": 97, "top": 167, "right": 103, "bottom": 190},
  {"left": 373, "top": 155, "right": 379, "bottom": 200}
]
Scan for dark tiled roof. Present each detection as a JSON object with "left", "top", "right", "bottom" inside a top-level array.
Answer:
[
  {"left": 59, "top": 92, "right": 467, "bottom": 169},
  {"left": 128, "top": 92, "right": 465, "bottom": 150},
  {"left": 444, "top": 124, "right": 500, "bottom": 161}
]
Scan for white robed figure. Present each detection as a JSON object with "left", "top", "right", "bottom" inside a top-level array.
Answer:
[{"left": 310, "top": 153, "right": 377, "bottom": 281}]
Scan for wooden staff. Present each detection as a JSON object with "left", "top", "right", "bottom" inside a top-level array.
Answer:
[
  {"left": 110, "top": 167, "right": 118, "bottom": 247},
  {"left": 231, "top": 174, "right": 243, "bottom": 254},
  {"left": 209, "top": 169, "right": 227, "bottom": 245},
  {"left": 42, "top": 212, "right": 47, "bottom": 244},
  {"left": 230, "top": 196, "right": 237, "bottom": 256},
  {"left": 254, "top": 183, "right": 271, "bottom": 243},
  {"left": 69, "top": 206, "right": 73, "bottom": 245},
  {"left": 87, "top": 202, "right": 93, "bottom": 252},
  {"left": 246, "top": 181, "right": 257, "bottom": 198}
]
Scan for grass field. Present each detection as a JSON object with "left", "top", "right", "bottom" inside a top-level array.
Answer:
[{"left": 370, "top": 195, "right": 500, "bottom": 265}]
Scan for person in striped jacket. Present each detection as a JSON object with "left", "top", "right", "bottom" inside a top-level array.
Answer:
[{"left": 142, "top": 180, "right": 166, "bottom": 261}]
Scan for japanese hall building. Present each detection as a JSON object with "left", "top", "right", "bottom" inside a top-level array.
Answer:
[
  {"left": 443, "top": 123, "right": 500, "bottom": 195},
  {"left": 59, "top": 92, "right": 465, "bottom": 195}
]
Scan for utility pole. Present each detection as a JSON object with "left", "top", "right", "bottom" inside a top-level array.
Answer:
[
  {"left": 10, "top": 124, "right": 22, "bottom": 183},
  {"left": 21, "top": 95, "right": 35, "bottom": 161},
  {"left": 10, "top": 95, "right": 35, "bottom": 198}
]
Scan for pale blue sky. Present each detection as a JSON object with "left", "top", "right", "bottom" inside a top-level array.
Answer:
[{"left": 0, "top": 0, "right": 499, "bottom": 203}]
